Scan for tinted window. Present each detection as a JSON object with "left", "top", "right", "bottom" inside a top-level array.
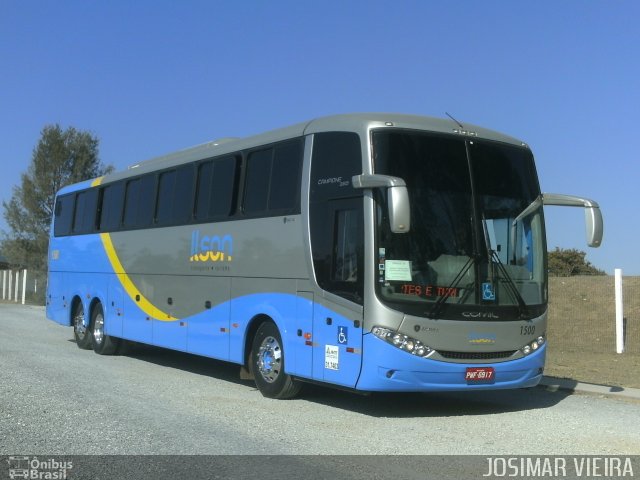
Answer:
[
  {"left": 156, "top": 170, "right": 177, "bottom": 225},
  {"left": 99, "top": 182, "right": 125, "bottom": 231},
  {"left": 72, "top": 189, "right": 98, "bottom": 234},
  {"left": 243, "top": 139, "right": 302, "bottom": 216},
  {"left": 310, "top": 132, "right": 362, "bottom": 201},
  {"left": 173, "top": 165, "right": 195, "bottom": 224},
  {"left": 53, "top": 194, "right": 75, "bottom": 237},
  {"left": 123, "top": 175, "right": 156, "bottom": 229},
  {"left": 123, "top": 179, "right": 142, "bottom": 228},
  {"left": 157, "top": 165, "right": 195, "bottom": 226},
  {"left": 333, "top": 208, "right": 360, "bottom": 283},
  {"left": 310, "top": 199, "right": 364, "bottom": 304},
  {"left": 195, "top": 156, "right": 237, "bottom": 221},
  {"left": 138, "top": 175, "right": 156, "bottom": 227},
  {"left": 243, "top": 149, "right": 272, "bottom": 214},
  {"left": 269, "top": 142, "right": 302, "bottom": 211}
]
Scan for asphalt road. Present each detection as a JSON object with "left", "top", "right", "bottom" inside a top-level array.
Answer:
[{"left": 2, "top": 302, "right": 639, "bottom": 460}]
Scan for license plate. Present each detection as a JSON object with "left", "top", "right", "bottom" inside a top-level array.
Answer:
[{"left": 465, "top": 367, "right": 495, "bottom": 383}]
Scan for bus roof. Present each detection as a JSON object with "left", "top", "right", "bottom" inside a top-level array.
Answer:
[{"left": 59, "top": 113, "right": 528, "bottom": 194}]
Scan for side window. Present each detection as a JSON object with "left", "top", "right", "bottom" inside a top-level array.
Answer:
[
  {"left": 156, "top": 165, "right": 195, "bottom": 226},
  {"left": 243, "top": 149, "right": 272, "bottom": 214},
  {"left": 123, "top": 175, "right": 156, "bottom": 229},
  {"left": 123, "top": 178, "right": 142, "bottom": 228},
  {"left": 243, "top": 139, "right": 303, "bottom": 216},
  {"left": 310, "top": 200, "right": 364, "bottom": 304},
  {"left": 333, "top": 209, "right": 359, "bottom": 283},
  {"left": 310, "top": 132, "right": 362, "bottom": 201},
  {"left": 172, "top": 164, "right": 195, "bottom": 224},
  {"left": 53, "top": 193, "right": 75, "bottom": 237},
  {"left": 156, "top": 170, "right": 177, "bottom": 225},
  {"left": 99, "top": 182, "right": 125, "bottom": 232},
  {"left": 72, "top": 189, "right": 99, "bottom": 234},
  {"left": 269, "top": 142, "right": 302, "bottom": 211},
  {"left": 137, "top": 175, "right": 156, "bottom": 227},
  {"left": 195, "top": 156, "right": 237, "bottom": 221}
]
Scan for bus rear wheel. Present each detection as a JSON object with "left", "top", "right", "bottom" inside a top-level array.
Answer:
[
  {"left": 90, "top": 303, "right": 120, "bottom": 355},
  {"left": 251, "top": 321, "right": 301, "bottom": 399},
  {"left": 73, "top": 301, "right": 92, "bottom": 350}
]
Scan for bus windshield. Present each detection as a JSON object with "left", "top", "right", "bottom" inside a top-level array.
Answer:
[{"left": 373, "top": 130, "right": 547, "bottom": 319}]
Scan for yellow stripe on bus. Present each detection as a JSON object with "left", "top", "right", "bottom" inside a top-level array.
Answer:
[
  {"left": 92, "top": 175, "right": 177, "bottom": 321},
  {"left": 99, "top": 233, "right": 177, "bottom": 321}
]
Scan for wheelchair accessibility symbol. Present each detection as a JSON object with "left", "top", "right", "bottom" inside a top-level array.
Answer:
[
  {"left": 337, "top": 326, "right": 348, "bottom": 345},
  {"left": 482, "top": 282, "right": 496, "bottom": 301}
]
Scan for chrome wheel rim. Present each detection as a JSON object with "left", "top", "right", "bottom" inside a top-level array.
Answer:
[
  {"left": 73, "top": 306, "right": 86, "bottom": 338},
  {"left": 93, "top": 311, "right": 104, "bottom": 345},
  {"left": 257, "top": 335, "right": 282, "bottom": 383}
]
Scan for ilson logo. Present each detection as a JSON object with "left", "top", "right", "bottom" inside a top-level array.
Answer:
[
  {"left": 468, "top": 332, "right": 497, "bottom": 344},
  {"left": 190, "top": 230, "right": 233, "bottom": 262}
]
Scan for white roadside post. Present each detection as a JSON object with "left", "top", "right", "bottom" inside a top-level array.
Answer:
[
  {"left": 8, "top": 270, "right": 13, "bottom": 301},
  {"left": 614, "top": 268, "right": 624, "bottom": 354},
  {"left": 14, "top": 270, "right": 19, "bottom": 303},
  {"left": 21, "top": 269, "right": 27, "bottom": 305},
  {"left": 2, "top": 270, "right": 6, "bottom": 300}
]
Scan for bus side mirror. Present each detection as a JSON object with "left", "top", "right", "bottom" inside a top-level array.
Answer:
[
  {"left": 542, "top": 193, "right": 603, "bottom": 247},
  {"left": 352, "top": 174, "right": 411, "bottom": 233}
]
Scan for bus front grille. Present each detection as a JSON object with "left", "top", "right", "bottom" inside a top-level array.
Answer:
[{"left": 437, "top": 350, "right": 517, "bottom": 360}]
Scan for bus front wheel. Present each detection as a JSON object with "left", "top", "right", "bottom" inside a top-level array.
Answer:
[
  {"left": 250, "top": 322, "right": 301, "bottom": 399},
  {"left": 90, "top": 303, "right": 121, "bottom": 355}
]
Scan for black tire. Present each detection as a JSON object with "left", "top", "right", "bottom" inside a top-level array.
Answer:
[
  {"left": 72, "top": 301, "right": 92, "bottom": 350},
  {"left": 90, "top": 303, "right": 121, "bottom": 355},
  {"left": 250, "top": 321, "right": 301, "bottom": 399}
]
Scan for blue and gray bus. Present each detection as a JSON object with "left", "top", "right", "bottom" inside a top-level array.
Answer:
[{"left": 46, "top": 114, "right": 603, "bottom": 398}]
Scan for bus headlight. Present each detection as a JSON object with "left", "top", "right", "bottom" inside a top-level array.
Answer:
[
  {"left": 520, "top": 335, "right": 545, "bottom": 355},
  {"left": 372, "top": 326, "right": 434, "bottom": 358}
]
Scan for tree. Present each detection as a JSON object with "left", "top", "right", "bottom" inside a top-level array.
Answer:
[
  {"left": 547, "top": 247, "right": 605, "bottom": 276},
  {"left": 1, "top": 124, "right": 113, "bottom": 272}
]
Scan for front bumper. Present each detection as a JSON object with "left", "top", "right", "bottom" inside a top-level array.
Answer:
[{"left": 356, "top": 333, "right": 545, "bottom": 392}]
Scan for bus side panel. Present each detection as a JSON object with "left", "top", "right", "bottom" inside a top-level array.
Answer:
[
  {"left": 72, "top": 271, "right": 109, "bottom": 322},
  {"left": 121, "top": 274, "right": 153, "bottom": 344},
  {"left": 187, "top": 277, "right": 231, "bottom": 361},
  {"left": 228, "top": 278, "right": 297, "bottom": 367},
  {"left": 46, "top": 271, "right": 69, "bottom": 326},
  {"left": 106, "top": 275, "right": 124, "bottom": 337}
]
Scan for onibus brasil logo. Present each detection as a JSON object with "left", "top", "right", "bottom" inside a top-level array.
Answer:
[
  {"left": 189, "top": 230, "right": 233, "bottom": 262},
  {"left": 7, "top": 456, "right": 73, "bottom": 479}
]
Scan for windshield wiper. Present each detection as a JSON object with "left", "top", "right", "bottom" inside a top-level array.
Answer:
[
  {"left": 489, "top": 250, "right": 529, "bottom": 318},
  {"left": 427, "top": 256, "right": 475, "bottom": 318},
  {"left": 482, "top": 212, "right": 529, "bottom": 318}
]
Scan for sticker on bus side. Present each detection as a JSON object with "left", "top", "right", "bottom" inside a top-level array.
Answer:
[{"left": 325, "top": 345, "right": 339, "bottom": 370}]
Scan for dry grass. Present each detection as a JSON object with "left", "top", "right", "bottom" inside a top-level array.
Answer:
[{"left": 546, "top": 275, "right": 640, "bottom": 388}]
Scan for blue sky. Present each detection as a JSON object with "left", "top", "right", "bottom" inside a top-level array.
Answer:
[{"left": 1, "top": 1, "right": 638, "bottom": 274}]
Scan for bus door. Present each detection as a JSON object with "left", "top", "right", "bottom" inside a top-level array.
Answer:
[
  {"left": 308, "top": 131, "right": 366, "bottom": 387},
  {"left": 310, "top": 200, "right": 365, "bottom": 388}
]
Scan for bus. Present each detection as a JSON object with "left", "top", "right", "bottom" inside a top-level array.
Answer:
[{"left": 46, "top": 113, "right": 603, "bottom": 399}]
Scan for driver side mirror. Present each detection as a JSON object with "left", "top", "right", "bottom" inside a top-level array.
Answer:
[
  {"left": 352, "top": 174, "right": 411, "bottom": 233},
  {"left": 542, "top": 193, "right": 603, "bottom": 247}
]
